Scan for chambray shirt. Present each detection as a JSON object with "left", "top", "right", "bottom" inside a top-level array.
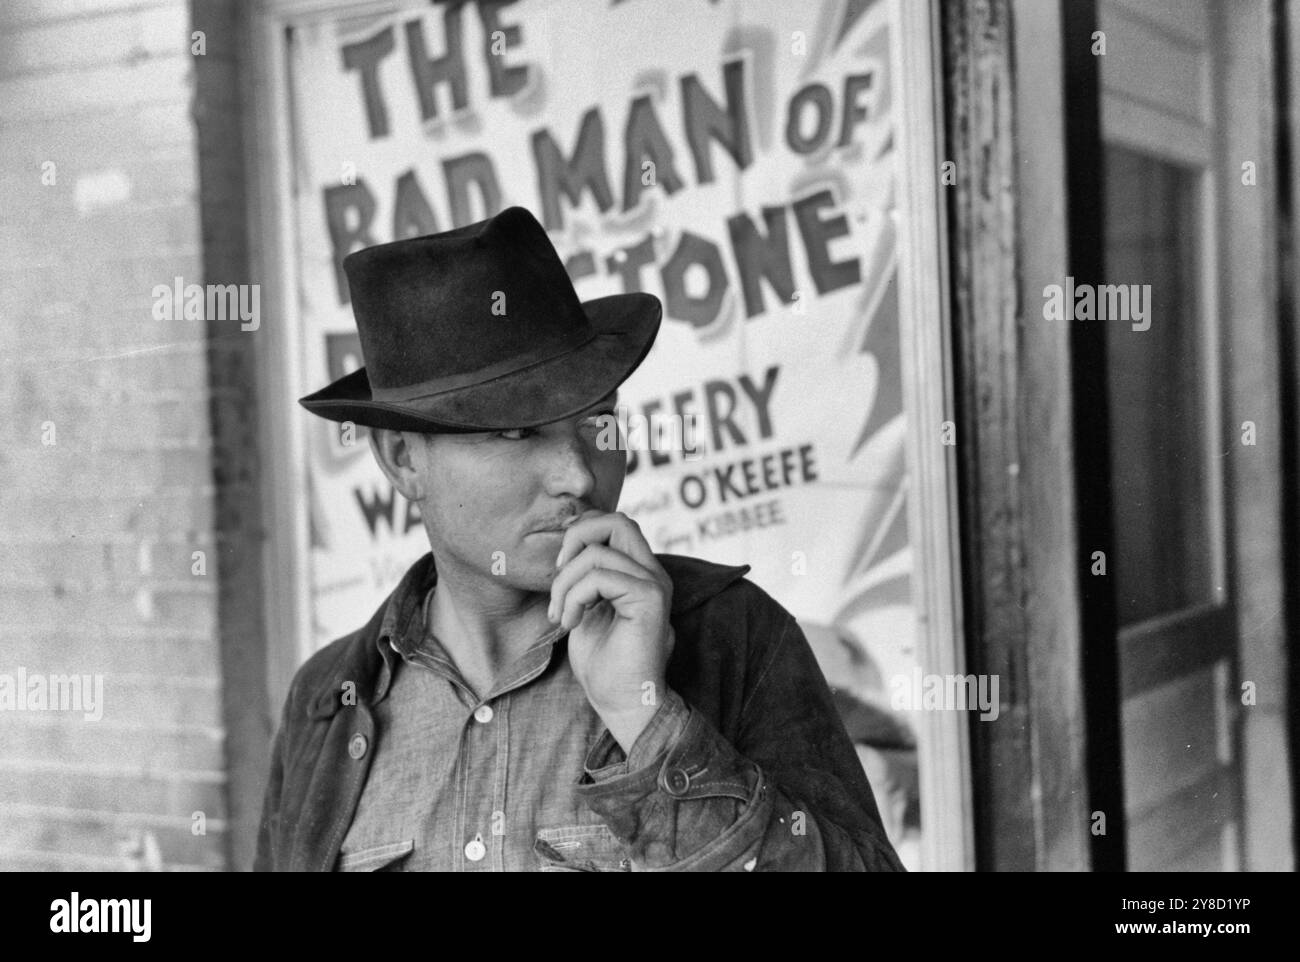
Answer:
[
  {"left": 257, "top": 550, "right": 905, "bottom": 872},
  {"left": 336, "top": 556, "right": 691, "bottom": 872}
]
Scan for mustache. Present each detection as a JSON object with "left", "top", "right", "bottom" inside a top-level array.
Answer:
[{"left": 530, "top": 509, "right": 588, "bottom": 532}]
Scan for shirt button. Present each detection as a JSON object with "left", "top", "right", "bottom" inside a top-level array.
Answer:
[
  {"left": 473, "top": 704, "right": 494, "bottom": 724},
  {"left": 464, "top": 834, "right": 486, "bottom": 862},
  {"left": 662, "top": 767, "right": 690, "bottom": 796},
  {"left": 348, "top": 734, "right": 368, "bottom": 759}
]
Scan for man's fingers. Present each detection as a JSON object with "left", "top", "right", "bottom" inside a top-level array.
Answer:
[
  {"left": 555, "top": 510, "right": 659, "bottom": 574},
  {"left": 548, "top": 544, "right": 653, "bottom": 622},
  {"left": 557, "top": 568, "right": 662, "bottom": 632}
]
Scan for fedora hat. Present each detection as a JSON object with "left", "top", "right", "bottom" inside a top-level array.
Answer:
[{"left": 299, "top": 206, "right": 662, "bottom": 433}]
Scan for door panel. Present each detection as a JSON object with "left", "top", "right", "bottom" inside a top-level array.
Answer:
[
  {"left": 1104, "top": 147, "right": 1215, "bottom": 626},
  {"left": 1099, "top": 0, "right": 1241, "bottom": 871}
]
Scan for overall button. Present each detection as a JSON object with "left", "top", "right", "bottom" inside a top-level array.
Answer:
[
  {"left": 348, "top": 734, "right": 368, "bottom": 759},
  {"left": 662, "top": 767, "right": 690, "bottom": 796},
  {"left": 473, "top": 704, "right": 494, "bottom": 724},
  {"left": 464, "top": 834, "right": 486, "bottom": 862}
]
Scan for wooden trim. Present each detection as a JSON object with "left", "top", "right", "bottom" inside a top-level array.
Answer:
[
  {"left": 946, "top": 0, "right": 1070, "bottom": 871},
  {"left": 1118, "top": 604, "right": 1234, "bottom": 698},
  {"left": 1281, "top": 0, "right": 1300, "bottom": 867},
  {"left": 945, "top": 0, "right": 1109, "bottom": 871},
  {"left": 249, "top": 11, "right": 317, "bottom": 714},
  {"left": 895, "top": 0, "right": 975, "bottom": 874},
  {"left": 1220, "top": 0, "right": 1296, "bottom": 872},
  {"left": 1101, "top": 100, "right": 1211, "bottom": 167},
  {"left": 1107, "top": 0, "right": 1211, "bottom": 45},
  {"left": 1061, "top": 0, "right": 1128, "bottom": 873},
  {"left": 944, "top": 0, "right": 1035, "bottom": 872},
  {"left": 943, "top": 0, "right": 1031, "bottom": 872},
  {"left": 1201, "top": 160, "right": 1230, "bottom": 599}
]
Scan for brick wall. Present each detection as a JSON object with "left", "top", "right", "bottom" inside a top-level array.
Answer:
[{"left": 0, "top": 0, "right": 267, "bottom": 871}]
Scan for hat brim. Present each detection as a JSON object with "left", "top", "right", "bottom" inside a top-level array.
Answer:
[{"left": 299, "top": 292, "right": 662, "bottom": 433}]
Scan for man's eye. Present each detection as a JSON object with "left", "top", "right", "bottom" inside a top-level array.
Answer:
[
  {"left": 577, "top": 412, "right": 613, "bottom": 433},
  {"left": 496, "top": 427, "right": 535, "bottom": 440}
]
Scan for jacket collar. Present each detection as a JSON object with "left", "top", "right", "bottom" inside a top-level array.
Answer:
[
  {"left": 307, "top": 551, "right": 750, "bottom": 721},
  {"left": 657, "top": 553, "right": 751, "bottom": 614}
]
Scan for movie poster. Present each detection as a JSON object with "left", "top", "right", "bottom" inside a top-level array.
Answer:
[{"left": 286, "top": 0, "right": 920, "bottom": 863}]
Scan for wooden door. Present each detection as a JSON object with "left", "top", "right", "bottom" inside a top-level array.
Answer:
[{"left": 1098, "top": 0, "right": 1243, "bottom": 871}]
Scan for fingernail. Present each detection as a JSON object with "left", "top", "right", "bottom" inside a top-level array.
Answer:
[{"left": 560, "top": 515, "right": 579, "bottom": 528}]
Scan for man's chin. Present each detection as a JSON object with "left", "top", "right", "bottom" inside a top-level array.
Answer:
[
  {"left": 501, "top": 571, "right": 557, "bottom": 596},
  {"left": 503, "top": 538, "right": 565, "bottom": 593}
]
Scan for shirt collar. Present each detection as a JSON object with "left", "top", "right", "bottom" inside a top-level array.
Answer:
[
  {"left": 370, "top": 552, "right": 439, "bottom": 705},
  {"left": 372, "top": 552, "right": 573, "bottom": 705}
]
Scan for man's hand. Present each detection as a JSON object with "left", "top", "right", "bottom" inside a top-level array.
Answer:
[{"left": 548, "top": 509, "right": 675, "bottom": 753}]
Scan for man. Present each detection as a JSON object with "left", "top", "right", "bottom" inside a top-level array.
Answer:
[{"left": 254, "top": 206, "right": 904, "bottom": 872}]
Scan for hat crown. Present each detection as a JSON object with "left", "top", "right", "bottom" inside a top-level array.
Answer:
[{"left": 343, "top": 207, "right": 591, "bottom": 395}]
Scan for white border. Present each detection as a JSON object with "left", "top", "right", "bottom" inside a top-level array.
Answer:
[
  {"left": 251, "top": 4, "right": 319, "bottom": 702},
  {"left": 892, "top": 0, "right": 974, "bottom": 872}
]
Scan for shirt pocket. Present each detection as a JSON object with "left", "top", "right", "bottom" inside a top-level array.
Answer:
[
  {"left": 534, "top": 824, "right": 632, "bottom": 872},
  {"left": 336, "top": 839, "right": 415, "bottom": 872}
]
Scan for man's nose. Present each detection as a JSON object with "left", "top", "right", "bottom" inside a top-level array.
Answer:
[{"left": 541, "top": 429, "right": 598, "bottom": 499}]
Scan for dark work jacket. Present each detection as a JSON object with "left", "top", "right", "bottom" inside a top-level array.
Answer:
[{"left": 254, "top": 553, "right": 905, "bottom": 872}]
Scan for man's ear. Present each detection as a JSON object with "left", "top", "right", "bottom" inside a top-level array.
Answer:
[{"left": 368, "top": 428, "right": 428, "bottom": 501}]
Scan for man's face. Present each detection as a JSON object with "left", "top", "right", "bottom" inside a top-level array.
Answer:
[{"left": 405, "top": 393, "right": 625, "bottom": 592}]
